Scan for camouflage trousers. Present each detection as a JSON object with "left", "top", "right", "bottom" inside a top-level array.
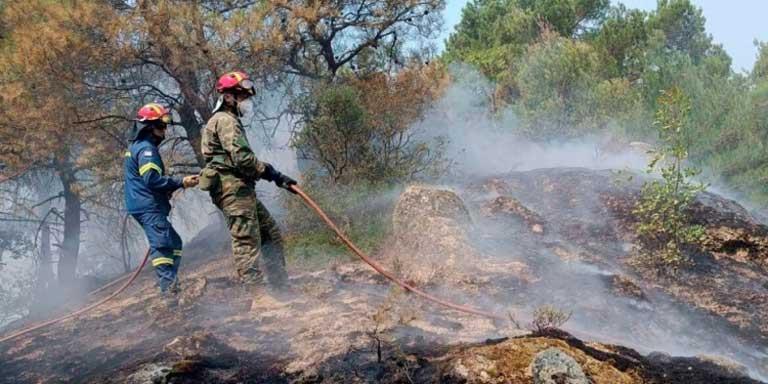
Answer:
[{"left": 210, "top": 174, "right": 288, "bottom": 287}]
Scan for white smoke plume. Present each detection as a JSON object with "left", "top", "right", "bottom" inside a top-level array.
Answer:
[{"left": 406, "top": 64, "right": 768, "bottom": 381}]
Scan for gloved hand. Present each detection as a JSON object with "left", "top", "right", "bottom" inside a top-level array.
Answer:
[
  {"left": 182, "top": 175, "right": 199, "bottom": 189},
  {"left": 275, "top": 173, "right": 298, "bottom": 193},
  {"left": 262, "top": 163, "right": 297, "bottom": 194}
]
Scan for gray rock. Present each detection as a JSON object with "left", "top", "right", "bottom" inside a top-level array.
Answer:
[
  {"left": 392, "top": 185, "right": 472, "bottom": 237},
  {"left": 647, "top": 351, "right": 673, "bottom": 364},
  {"left": 388, "top": 185, "right": 478, "bottom": 285},
  {"left": 125, "top": 363, "right": 172, "bottom": 384},
  {"left": 532, "top": 348, "right": 590, "bottom": 384}
]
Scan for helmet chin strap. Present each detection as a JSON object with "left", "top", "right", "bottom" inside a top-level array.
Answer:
[
  {"left": 131, "top": 120, "right": 153, "bottom": 142},
  {"left": 212, "top": 95, "right": 226, "bottom": 113},
  {"left": 212, "top": 95, "right": 243, "bottom": 117}
]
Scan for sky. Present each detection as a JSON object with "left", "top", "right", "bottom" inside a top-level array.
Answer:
[{"left": 441, "top": 0, "right": 768, "bottom": 72}]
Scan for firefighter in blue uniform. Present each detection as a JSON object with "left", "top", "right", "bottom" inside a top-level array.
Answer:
[{"left": 124, "top": 103, "right": 198, "bottom": 306}]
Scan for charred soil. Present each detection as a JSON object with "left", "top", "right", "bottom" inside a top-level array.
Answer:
[{"left": 0, "top": 168, "right": 766, "bottom": 383}]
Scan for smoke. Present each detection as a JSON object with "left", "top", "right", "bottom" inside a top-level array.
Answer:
[
  {"left": 403, "top": 64, "right": 768, "bottom": 381},
  {"left": 414, "top": 64, "right": 649, "bottom": 179}
]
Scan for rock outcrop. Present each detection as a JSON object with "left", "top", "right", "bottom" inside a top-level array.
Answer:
[
  {"left": 388, "top": 185, "right": 478, "bottom": 285},
  {"left": 532, "top": 348, "right": 590, "bottom": 384}
]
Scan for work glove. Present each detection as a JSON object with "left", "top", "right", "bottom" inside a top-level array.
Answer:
[
  {"left": 182, "top": 175, "right": 199, "bottom": 189},
  {"left": 262, "top": 163, "right": 298, "bottom": 194},
  {"left": 275, "top": 173, "right": 298, "bottom": 193}
]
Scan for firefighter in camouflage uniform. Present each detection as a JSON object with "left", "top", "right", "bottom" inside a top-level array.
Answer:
[{"left": 199, "top": 71, "right": 296, "bottom": 290}]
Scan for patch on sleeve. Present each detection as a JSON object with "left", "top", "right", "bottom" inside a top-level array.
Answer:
[{"left": 142, "top": 150, "right": 153, "bottom": 157}]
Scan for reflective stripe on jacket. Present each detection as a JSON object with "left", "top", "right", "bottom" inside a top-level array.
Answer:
[{"left": 124, "top": 139, "right": 183, "bottom": 215}]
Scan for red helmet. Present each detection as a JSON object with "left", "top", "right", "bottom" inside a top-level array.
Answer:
[
  {"left": 216, "top": 71, "right": 255, "bottom": 95},
  {"left": 136, "top": 103, "right": 172, "bottom": 124}
]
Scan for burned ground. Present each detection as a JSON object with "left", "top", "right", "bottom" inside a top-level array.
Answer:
[{"left": 0, "top": 168, "right": 766, "bottom": 383}]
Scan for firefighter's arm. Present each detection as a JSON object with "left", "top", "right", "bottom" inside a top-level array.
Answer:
[
  {"left": 217, "top": 117, "right": 267, "bottom": 179},
  {"left": 138, "top": 150, "right": 183, "bottom": 192}
]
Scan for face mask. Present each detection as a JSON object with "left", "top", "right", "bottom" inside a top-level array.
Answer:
[{"left": 237, "top": 98, "right": 254, "bottom": 117}]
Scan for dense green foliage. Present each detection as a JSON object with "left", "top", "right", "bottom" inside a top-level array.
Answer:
[{"left": 445, "top": 0, "right": 768, "bottom": 204}]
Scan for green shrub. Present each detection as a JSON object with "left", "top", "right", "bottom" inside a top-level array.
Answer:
[{"left": 633, "top": 87, "right": 706, "bottom": 271}]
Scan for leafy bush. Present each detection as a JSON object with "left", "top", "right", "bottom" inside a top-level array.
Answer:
[
  {"left": 633, "top": 87, "right": 706, "bottom": 271},
  {"left": 293, "top": 65, "right": 448, "bottom": 186}
]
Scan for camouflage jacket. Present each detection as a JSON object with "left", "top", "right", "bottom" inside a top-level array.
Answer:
[{"left": 201, "top": 110, "right": 267, "bottom": 181}]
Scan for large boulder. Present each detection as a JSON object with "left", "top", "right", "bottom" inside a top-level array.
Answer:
[
  {"left": 392, "top": 185, "right": 472, "bottom": 237},
  {"left": 389, "top": 185, "right": 477, "bottom": 285}
]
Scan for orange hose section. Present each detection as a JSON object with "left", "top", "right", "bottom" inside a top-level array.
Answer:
[
  {"left": 87, "top": 273, "right": 131, "bottom": 297},
  {"left": 290, "top": 185, "right": 506, "bottom": 321},
  {"left": 0, "top": 185, "right": 504, "bottom": 345},
  {"left": 0, "top": 249, "right": 150, "bottom": 344},
  {"left": 88, "top": 216, "right": 135, "bottom": 296}
]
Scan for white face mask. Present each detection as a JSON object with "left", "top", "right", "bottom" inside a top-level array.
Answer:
[{"left": 237, "top": 98, "right": 254, "bottom": 117}]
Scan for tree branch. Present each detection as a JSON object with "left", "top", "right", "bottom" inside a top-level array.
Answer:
[{"left": 30, "top": 194, "right": 65, "bottom": 210}]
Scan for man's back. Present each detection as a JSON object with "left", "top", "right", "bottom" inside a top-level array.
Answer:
[
  {"left": 201, "top": 110, "right": 265, "bottom": 180},
  {"left": 124, "top": 139, "right": 177, "bottom": 215}
]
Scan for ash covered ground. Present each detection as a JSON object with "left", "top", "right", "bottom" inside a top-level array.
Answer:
[{"left": 0, "top": 168, "right": 766, "bottom": 384}]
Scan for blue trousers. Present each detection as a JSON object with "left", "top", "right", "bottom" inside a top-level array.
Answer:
[{"left": 132, "top": 212, "right": 182, "bottom": 293}]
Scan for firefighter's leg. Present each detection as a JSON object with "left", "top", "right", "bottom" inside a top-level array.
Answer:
[
  {"left": 255, "top": 199, "right": 288, "bottom": 288},
  {"left": 228, "top": 214, "right": 263, "bottom": 284},
  {"left": 215, "top": 177, "right": 264, "bottom": 285},
  {"left": 151, "top": 250, "right": 177, "bottom": 293},
  {"left": 225, "top": 214, "right": 264, "bottom": 285},
  {"left": 169, "top": 225, "right": 183, "bottom": 294},
  {"left": 138, "top": 213, "right": 180, "bottom": 294}
]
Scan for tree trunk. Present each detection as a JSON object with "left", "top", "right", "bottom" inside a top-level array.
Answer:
[
  {"left": 176, "top": 67, "right": 212, "bottom": 169},
  {"left": 58, "top": 169, "right": 81, "bottom": 287},
  {"left": 39, "top": 224, "right": 53, "bottom": 289},
  {"left": 138, "top": 2, "right": 210, "bottom": 168},
  {"left": 120, "top": 214, "right": 131, "bottom": 273},
  {"left": 30, "top": 224, "right": 54, "bottom": 316},
  {"left": 178, "top": 101, "right": 206, "bottom": 167}
]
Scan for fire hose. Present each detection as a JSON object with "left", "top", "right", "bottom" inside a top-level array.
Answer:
[
  {"left": 289, "top": 185, "right": 506, "bottom": 321},
  {"left": 0, "top": 170, "right": 152, "bottom": 344},
  {"left": 0, "top": 250, "right": 149, "bottom": 344},
  {"left": 0, "top": 188, "right": 188, "bottom": 344},
  {"left": 0, "top": 184, "right": 505, "bottom": 345},
  {"left": 0, "top": 196, "right": 168, "bottom": 344},
  {"left": 87, "top": 215, "right": 137, "bottom": 297}
]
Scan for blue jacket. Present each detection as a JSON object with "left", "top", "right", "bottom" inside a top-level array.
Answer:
[{"left": 124, "top": 137, "right": 183, "bottom": 215}]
